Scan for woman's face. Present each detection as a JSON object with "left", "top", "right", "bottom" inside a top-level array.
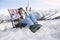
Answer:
[{"left": 18, "top": 9, "right": 23, "bottom": 14}]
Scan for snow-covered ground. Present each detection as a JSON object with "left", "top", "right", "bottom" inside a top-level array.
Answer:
[
  {"left": 0, "top": 9, "right": 60, "bottom": 40},
  {"left": 0, "top": 19, "right": 60, "bottom": 40}
]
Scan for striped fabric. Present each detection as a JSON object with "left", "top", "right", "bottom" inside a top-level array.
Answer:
[{"left": 8, "top": 9, "right": 18, "bottom": 15}]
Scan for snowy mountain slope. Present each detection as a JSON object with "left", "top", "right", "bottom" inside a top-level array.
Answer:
[
  {"left": 0, "top": 9, "right": 60, "bottom": 40},
  {"left": 0, "top": 19, "right": 60, "bottom": 40},
  {"left": 0, "top": 9, "right": 13, "bottom": 30},
  {"left": 31, "top": 9, "right": 60, "bottom": 20},
  {"left": 44, "top": 9, "right": 60, "bottom": 19}
]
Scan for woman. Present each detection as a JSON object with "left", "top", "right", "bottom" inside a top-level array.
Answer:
[{"left": 15, "top": 8, "right": 42, "bottom": 33}]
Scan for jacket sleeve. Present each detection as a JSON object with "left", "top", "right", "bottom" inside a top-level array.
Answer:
[{"left": 12, "top": 14, "right": 21, "bottom": 21}]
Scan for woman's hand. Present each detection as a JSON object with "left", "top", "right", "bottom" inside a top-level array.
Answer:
[{"left": 20, "top": 16, "right": 23, "bottom": 19}]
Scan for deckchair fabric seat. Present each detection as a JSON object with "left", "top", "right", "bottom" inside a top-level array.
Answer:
[{"left": 8, "top": 9, "right": 27, "bottom": 28}]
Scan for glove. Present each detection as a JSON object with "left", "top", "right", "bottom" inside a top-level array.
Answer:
[{"left": 20, "top": 16, "right": 23, "bottom": 19}]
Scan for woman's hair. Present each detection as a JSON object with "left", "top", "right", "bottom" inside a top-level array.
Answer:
[
  {"left": 18, "top": 8, "right": 23, "bottom": 11},
  {"left": 18, "top": 8, "right": 23, "bottom": 15}
]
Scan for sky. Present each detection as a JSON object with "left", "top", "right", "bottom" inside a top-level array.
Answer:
[{"left": 0, "top": 0, "right": 60, "bottom": 10}]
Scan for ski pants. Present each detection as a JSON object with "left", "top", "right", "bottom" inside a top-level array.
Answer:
[{"left": 20, "top": 13, "right": 37, "bottom": 27}]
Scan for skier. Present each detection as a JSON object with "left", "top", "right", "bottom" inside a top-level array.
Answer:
[{"left": 13, "top": 8, "right": 42, "bottom": 33}]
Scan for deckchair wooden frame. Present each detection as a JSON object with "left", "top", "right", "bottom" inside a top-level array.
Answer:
[{"left": 8, "top": 9, "right": 15, "bottom": 28}]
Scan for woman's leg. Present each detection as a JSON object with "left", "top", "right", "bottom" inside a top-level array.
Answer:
[
  {"left": 20, "top": 14, "right": 41, "bottom": 33},
  {"left": 20, "top": 17, "right": 34, "bottom": 27},
  {"left": 29, "top": 13, "right": 38, "bottom": 24}
]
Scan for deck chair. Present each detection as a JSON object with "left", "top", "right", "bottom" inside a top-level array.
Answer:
[{"left": 8, "top": 9, "right": 27, "bottom": 28}]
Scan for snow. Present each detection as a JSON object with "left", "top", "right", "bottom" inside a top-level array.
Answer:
[
  {"left": 31, "top": 9, "right": 60, "bottom": 20},
  {"left": 0, "top": 19, "right": 60, "bottom": 40},
  {"left": 0, "top": 9, "right": 60, "bottom": 40}
]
